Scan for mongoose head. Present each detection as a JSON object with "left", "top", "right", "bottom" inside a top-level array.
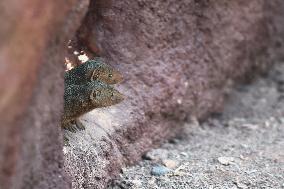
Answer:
[
  {"left": 90, "top": 81, "right": 124, "bottom": 108},
  {"left": 87, "top": 58, "right": 123, "bottom": 84}
]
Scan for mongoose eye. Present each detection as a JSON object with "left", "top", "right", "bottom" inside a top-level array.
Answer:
[
  {"left": 93, "top": 74, "right": 99, "bottom": 80},
  {"left": 91, "top": 70, "right": 99, "bottom": 81},
  {"left": 96, "top": 90, "right": 101, "bottom": 97},
  {"left": 108, "top": 73, "right": 113, "bottom": 78}
]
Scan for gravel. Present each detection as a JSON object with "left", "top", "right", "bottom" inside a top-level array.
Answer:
[{"left": 109, "top": 63, "right": 284, "bottom": 189}]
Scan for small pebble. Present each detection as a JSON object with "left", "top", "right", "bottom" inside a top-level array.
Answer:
[
  {"left": 234, "top": 180, "right": 248, "bottom": 189},
  {"left": 278, "top": 117, "right": 284, "bottom": 124},
  {"left": 180, "top": 152, "right": 187, "bottom": 157},
  {"left": 218, "top": 156, "right": 235, "bottom": 165},
  {"left": 241, "top": 123, "right": 258, "bottom": 130},
  {"left": 131, "top": 179, "right": 142, "bottom": 187},
  {"left": 162, "top": 159, "right": 178, "bottom": 169},
  {"left": 151, "top": 165, "right": 172, "bottom": 176},
  {"left": 142, "top": 152, "right": 159, "bottom": 161},
  {"left": 142, "top": 153, "right": 156, "bottom": 161},
  {"left": 142, "top": 149, "right": 168, "bottom": 161},
  {"left": 168, "top": 138, "right": 180, "bottom": 144},
  {"left": 236, "top": 182, "right": 248, "bottom": 189}
]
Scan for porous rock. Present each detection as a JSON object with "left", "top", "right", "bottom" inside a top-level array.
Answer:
[{"left": 1, "top": 0, "right": 284, "bottom": 189}]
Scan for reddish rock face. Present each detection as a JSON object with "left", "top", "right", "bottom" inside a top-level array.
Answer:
[
  {"left": 64, "top": 0, "right": 284, "bottom": 188},
  {"left": 0, "top": 0, "right": 88, "bottom": 188},
  {"left": 1, "top": 0, "right": 284, "bottom": 188}
]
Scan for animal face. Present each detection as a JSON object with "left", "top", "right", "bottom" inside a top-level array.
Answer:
[
  {"left": 90, "top": 82, "right": 124, "bottom": 107},
  {"left": 90, "top": 65, "right": 123, "bottom": 84}
]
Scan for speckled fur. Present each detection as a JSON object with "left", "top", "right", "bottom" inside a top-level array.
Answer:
[
  {"left": 62, "top": 58, "right": 124, "bottom": 131},
  {"left": 62, "top": 81, "right": 124, "bottom": 130},
  {"left": 65, "top": 57, "right": 123, "bottom": 86}
]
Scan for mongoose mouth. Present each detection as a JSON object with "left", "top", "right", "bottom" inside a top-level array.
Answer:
[
  {"left": 90, "top": 86, "right": 125, "bottom": 108},
  {"left": 110, "top": 89, "right": 125, "bottom": 104},
  {"left": 110, "top": 69, "right": 124, "bottom": 84},
  {"left": 90, "top": 67, "right": 123, "bottom": 85}
]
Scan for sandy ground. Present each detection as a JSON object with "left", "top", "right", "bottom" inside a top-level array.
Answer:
[{"left": 109, "top": 63, "right": 284, "bottom": 189}]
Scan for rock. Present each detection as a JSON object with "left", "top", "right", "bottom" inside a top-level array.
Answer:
[
  {"left": 131, "top": 180, "right": 142, "bottom": 187},
  {"left": 0, "top": 0, "right": 87, "bottom": 188},
  {"left": 151, "top": 165, "right": 172, "bottom": 176},
  {"left": 168, "top": 138, "right": 180, "bottom": 144},
  {"left": 217, "top": 156, "right": 235, "bottom": 165},
  {"left": 240, "top": 123, "right": 259, "bottom": 130},
  {"left": 162, "top": 159, "right": 178, "bottom": 169},
  {"left": 234, "top": 180, "right": 248, "bottom": 189},
  {"left": 1, "top": 0, "right": 284, "bottom": 188},
  {"left": 236, "top": 182, "right": 248, "bottom": 189},
  {"left": 142, "top": 153, "right": 156, "bottom": 161},
  {"left": 180, "top": 152, "right": 188, "bottom": 157},
  {"left": 142, "top": 149, "right": 168, "bottom": 161}
]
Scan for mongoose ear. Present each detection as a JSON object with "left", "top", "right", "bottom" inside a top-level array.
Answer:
[
  {"left": 90, "top": 70, "right": 99, "bottom": 82},
  {"left": 90, "top": 89, "right": 96, "bottom": 101},
  {"left": 111, "top": 69, "right": 124, "bottom": 84}
]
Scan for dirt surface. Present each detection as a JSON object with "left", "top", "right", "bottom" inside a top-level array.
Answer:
[{"left": 110, "top": 63, "right": 284, "bottom": 189}]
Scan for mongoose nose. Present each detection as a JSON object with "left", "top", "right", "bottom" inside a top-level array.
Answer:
[
  {"left": 112, "top": 69, "right": 124, "bottom": 84},
  {"left": 112, "top": 89, "right": 125, "bottom": 103}
]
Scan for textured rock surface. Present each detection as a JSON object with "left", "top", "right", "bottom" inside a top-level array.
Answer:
[
  {"left": 110, "top": 63, "right": 284, "bottom": 189},
  {"left": 64, "top": 0, "right": 284, "bottom": 188},
  {"left": 1, "top": 0, "right": 284, "bottom": 189},
  {"left": 0, "top": 0, "right": 89, "bottom": 188}
]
